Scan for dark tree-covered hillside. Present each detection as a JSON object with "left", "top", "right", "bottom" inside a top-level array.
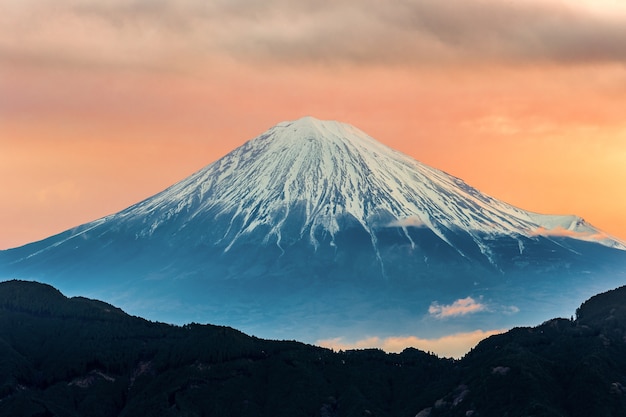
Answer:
[
  {"left": 2, "top": 280, "right": 626, "bottom": 416},
  {"left": 0, "top": 280, "right": 452, "bottom": 417}
]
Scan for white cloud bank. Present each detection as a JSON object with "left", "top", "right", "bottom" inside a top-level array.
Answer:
[{"left": 317, "top": 329, "right": 505, "bottom": 359}]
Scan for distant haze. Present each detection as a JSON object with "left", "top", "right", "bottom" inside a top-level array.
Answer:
[{"left": 1, "top": 0, "right": 626, "bottom": 249}]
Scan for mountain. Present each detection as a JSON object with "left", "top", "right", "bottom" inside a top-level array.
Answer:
[
  {"left": 2, "top": 280, "right": 626, "bottom": 417},
  {"left": 1, "top": 116, "right": 625, "bottom": 344}
]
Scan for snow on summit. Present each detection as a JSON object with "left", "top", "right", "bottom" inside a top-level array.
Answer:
[{"left": 114, "top": 116, "right": 624, "bottom": 253}]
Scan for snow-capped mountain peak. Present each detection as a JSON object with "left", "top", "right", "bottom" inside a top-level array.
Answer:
[
  {"left": 3, "top": 116, "right": 626, "bottom": 346},
  {"left": 111, "top": 116, "right": 624, "bottom": 257}
]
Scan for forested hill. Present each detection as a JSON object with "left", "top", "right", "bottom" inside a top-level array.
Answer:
[
  {"left": 2, "top": 280, "right": 626, "bottom": 417},
  {"left": 0, "top": 280, "right": 451, "bottom": 417}
]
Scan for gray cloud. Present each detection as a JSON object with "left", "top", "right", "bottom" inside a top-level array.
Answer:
[
  {"left": 218, "top": 0, "right": 626, "bottom": 65},
  {"left": 2, "top": 0, "right": 626, "bottom": 72}
]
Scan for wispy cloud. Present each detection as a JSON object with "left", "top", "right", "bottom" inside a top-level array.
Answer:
[
  {"left": 469, "top": 115, "right": 557, "bottom": 136},
  {"left": 531, "top": 226, "right": 611, "bottom": 242},
  {"left": 317, "top": 329, "right": 505, "bottom": 359},
  {"left": 206, "top": 0, "right": 626, "bottom": 67},
  {"left": 37, "top": 181, "right": 81, "bottom": 206},
  {"left": 386, "top": 216, "right": 427, "bottom": 228},
  {"left": 2, "top": 0, "right": 626, "bottom": 74},
  {"left": 429, "top": 296, "right": 486, "bottom": 319},
  {"left": 502, "top": 305, "right": 521, "bottom": 315}
]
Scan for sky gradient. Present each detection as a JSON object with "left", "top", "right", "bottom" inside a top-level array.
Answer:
[{"left": 2, "top": 1, "right": 625, "bottom": 251}]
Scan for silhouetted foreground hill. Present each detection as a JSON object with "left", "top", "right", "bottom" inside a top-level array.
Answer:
[{"left": 1, "top": 280, "right": 626, "bottom": 416}]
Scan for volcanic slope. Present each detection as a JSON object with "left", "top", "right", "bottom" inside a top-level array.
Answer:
[{"left": 1, "top": 117, "right": 625, "bottom": 343}]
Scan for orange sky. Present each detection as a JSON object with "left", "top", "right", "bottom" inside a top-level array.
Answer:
[{"left": 1, "top": 0, "right": 626, "bottom": 249}]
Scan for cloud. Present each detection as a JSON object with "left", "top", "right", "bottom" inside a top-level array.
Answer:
[
  {"left": 37, "top": 181, "right": 81, "bottom": 206},
  {"left": 386, "top": 216, "right": 427, "bottom": 228},
  {"left": 2, "top": 0, "right": 626, "bottom": 74},
  {"left": 531, "top": 226, "right": 610, "bottom": 242},
  {"left": 502, "top": 305, "right": 521, "bottom": 315},
  {"left": 429, "top": 296, "right": 486, "bottom": 319},
  {"left": 317, "top": 329, "right": 505, "bottom": 359},
  {"left": 469, "top": 115, "right": 557, "bottom": 136},
  {"left": 209, "top": 0, "right": 626, "bottom": 67}
]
